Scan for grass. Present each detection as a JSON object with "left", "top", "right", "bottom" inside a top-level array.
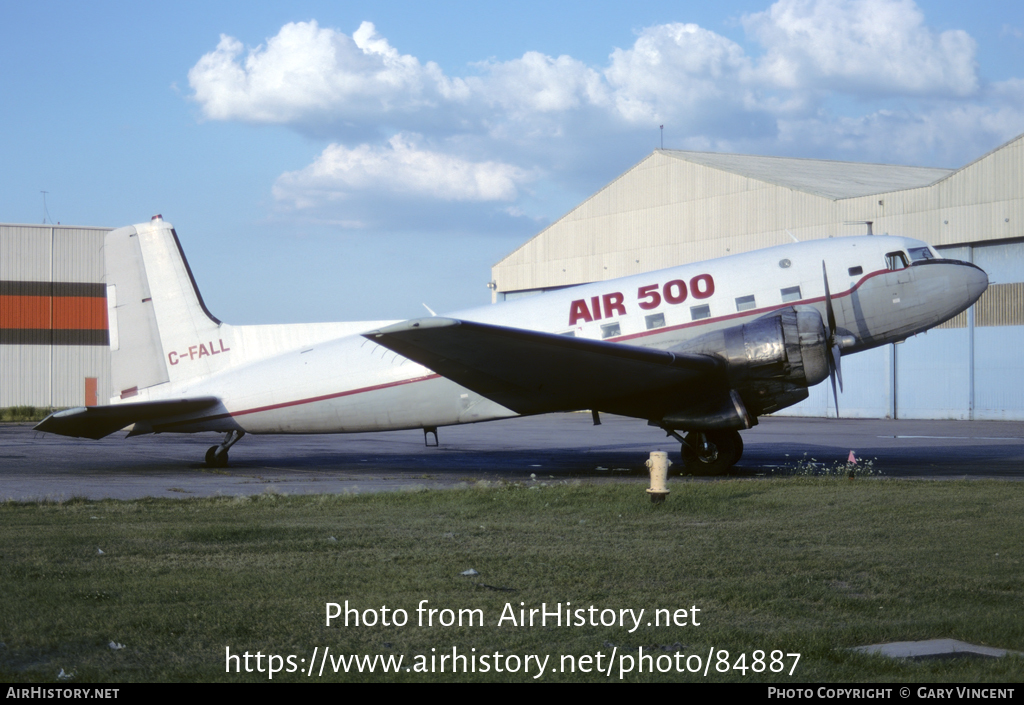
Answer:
[
  {"left": 0, "top": 406, "right": 53, "bottom": 422},
  {"left": 1, "top": 478, "right": 1022, "bottom": 682}
]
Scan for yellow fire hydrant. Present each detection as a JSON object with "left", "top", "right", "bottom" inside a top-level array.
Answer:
[{"left": 646, "top": 451, "right": 671, "bottom": 504}]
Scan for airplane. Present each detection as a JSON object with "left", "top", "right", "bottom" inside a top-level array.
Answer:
[{"left": 36, "top": 215, "right": 988, "bottom": 474}]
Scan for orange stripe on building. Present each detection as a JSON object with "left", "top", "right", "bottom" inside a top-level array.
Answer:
[
  {"left": 0, "top": 295, "right": 107, "bottom": 330},
  {"left": 53, "top": 296, "right": 108, "bottom": 330},
  {"left": 0, "top": 295, "right": 50, "bottom": 329}
]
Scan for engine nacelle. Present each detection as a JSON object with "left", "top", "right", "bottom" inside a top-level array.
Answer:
[{"left": 669, "top": 308, "right": 831, "bottom": 415}]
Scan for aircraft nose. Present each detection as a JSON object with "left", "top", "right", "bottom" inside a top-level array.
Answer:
[{"left": 962, "top": 262, "right": 989, "bottom": 305}]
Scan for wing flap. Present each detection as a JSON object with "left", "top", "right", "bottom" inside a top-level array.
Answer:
[
  {"left": 34, "top": 397, "right": 221, "bottom": 439},
  {"left": 364, "top": 318, "right": 723, "bottom": 416}
]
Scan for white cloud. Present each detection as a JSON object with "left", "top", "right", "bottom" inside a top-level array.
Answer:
[
  {"left": 188, "top": 19, "right": 759, "bottom": 134},
  {"left": 1002, "top": 24, "right": 1024, "bottom": 40},
  {"left": 776, "top": 89, "right": 1024, "bottom": 166},
  {"left": 273, "top": 133, "right": 533, "bottom": 209},
  {"left": 190, "top": 2, "right": 1024, "bottom": 218},
  {"left": 743, "top": 0, "right": 978, "bottom": 97},
  {"left": 604, "top": 23, "right": 755, "bottom": 124},
  {"left": 473, "top": 52, "right": 609, "bottom": 116},
  {"left": 188, "top": 3, "right": 988, "bottom": 147},
  {"left": 188, "top": 20, "right": 469, "bottom": 125}
]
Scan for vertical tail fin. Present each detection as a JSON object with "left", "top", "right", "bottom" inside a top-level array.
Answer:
[{"left": 105, "top": 216, "right": 229, "bottom": 400}]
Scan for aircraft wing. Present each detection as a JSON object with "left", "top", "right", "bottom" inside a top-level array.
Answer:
[
  {"left": 363, "top": 318, "right": 724, "bottom": 417},
  {"left": 34, "top": 397, "right": 222, "bottom": 440}
]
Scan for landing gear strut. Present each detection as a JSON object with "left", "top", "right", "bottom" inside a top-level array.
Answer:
[
  {"left": 662, "top": 428, "right": 743, "bottom": 475},
  {"left": 205, "top": 430, "right": 245, "bottom": 468}
]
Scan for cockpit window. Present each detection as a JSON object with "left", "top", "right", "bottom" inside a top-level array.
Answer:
[
  {"left": 885, "top": 251, "right": 909, "bottom": 270},
  {"left": 908, "top": 246, "right": 936, "bottom": 262}
]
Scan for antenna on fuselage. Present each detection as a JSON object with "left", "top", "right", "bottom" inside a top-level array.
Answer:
[{"left": 786, "top": 229, "right": 799, "bottom": 243}]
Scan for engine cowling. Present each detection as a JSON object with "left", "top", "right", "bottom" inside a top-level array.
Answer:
[{"left": 669, "top": 307, "right": 831, "bottom": 416}]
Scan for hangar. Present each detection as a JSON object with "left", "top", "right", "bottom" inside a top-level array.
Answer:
[
  {"left": 1, "top": 224, "right": 111, "bottom": 409},
  {"left": 492, "top": 133, "right": 1024, "bottom": 420}
]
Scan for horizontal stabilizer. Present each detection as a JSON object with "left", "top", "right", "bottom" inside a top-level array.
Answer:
[
  {"left": 34, "top": 397, "right": 221, "bottom": 440},
  {"left": 364, "top": 318, "right": 722, "bottom": 416}
]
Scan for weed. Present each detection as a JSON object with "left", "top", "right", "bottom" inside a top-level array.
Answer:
[{"left": 787, "top": 453, "right": 881, "bottom": 478}]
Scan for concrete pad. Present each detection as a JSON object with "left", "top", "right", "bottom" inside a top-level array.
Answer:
[{"left": 853, "top": 639, "right": 1023, "bottom": 660}]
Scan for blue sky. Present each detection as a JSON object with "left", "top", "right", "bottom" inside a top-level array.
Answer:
[{"left": 2, "top": 0, "right": 1023, "bottom": 323}]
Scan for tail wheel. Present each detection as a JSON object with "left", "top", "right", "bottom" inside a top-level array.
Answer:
[{"left": 681, "top": 430, "right": 743, "bottom": 475}]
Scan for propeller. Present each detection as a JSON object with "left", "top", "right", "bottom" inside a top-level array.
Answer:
[{"left": 822, "top": 261, "right": 843, "bottom": 415}]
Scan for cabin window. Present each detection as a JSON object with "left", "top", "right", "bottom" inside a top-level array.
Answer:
[
  {"left": 735, "top": 295, "right": 756, "bottom": 312},
  {"left": 780, "top": 286, "right": 801, "bottom": 303},
  {"left": 885, "top": 251, "right": 909, "bottom": 270},
  {"left": 645, "top": 313, "right": 665, "bottom": 330},
  {"left": 600, "top": 322, "right": 620, "bottom": 339},
  {"left": 690, "top": 304, "right": 711, "bottom": 321},
  {"left": 848, "top": 266, "right": 863, "bottom": 276},
  {"left": 559, "top": 330, "right": 576, "bottom": 337},
  {"left": 908, "top": 246, "right": 936, "bottom": 262}
]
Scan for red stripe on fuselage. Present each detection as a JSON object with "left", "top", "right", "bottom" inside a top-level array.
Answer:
[
  {"left": 157, "top": 373, "right": 442, "bottom": 428},
  {"left": 612, "top": 267, "right": 888, "bottom": 343}
]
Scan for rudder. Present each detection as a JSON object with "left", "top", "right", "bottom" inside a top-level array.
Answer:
[{"left": 105, "top": 216, "right": 228, "bottom": 400}]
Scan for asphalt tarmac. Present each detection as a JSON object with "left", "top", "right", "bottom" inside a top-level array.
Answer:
[{"left": 2, "top": 414, "right": 1023, "bottom": 501}]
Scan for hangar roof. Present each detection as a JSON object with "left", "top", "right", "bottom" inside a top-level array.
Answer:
[
  {"left": 661, "top": 150, "right": 953, "bottom": 200},
  {"left": 491, "top": 131, "right": 1023, "bottom": 297}
]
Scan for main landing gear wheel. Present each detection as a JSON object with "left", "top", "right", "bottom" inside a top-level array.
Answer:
[
  {"left": 681, "top": 430, "right": 743, "bottom": 476},
  {"left": 204, "top": 430, "right": 245, "bottom": 468},
  {"left": 205, "top": 446, "right": 229, "bottom": 468}
]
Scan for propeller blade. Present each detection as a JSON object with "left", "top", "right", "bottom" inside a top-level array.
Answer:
[
  {"left": 832, "top": 343, "right": 843, "bottom": 393},
  {"left": 829, "top": 364, "right": 840, "bottom": 415},
  {"left": 822, "top": 261, "right": 842, "bottom": 417},
  {"left": 822, "top": 261, "right": 836, "bottom": 336}
]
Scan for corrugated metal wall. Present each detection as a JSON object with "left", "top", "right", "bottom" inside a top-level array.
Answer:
[
  {"left": 971, "top": 241, "right": 1024, "bottom": 420},
  {"left": 1, "top": 224, "right": 111, "bottom": 408}
]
